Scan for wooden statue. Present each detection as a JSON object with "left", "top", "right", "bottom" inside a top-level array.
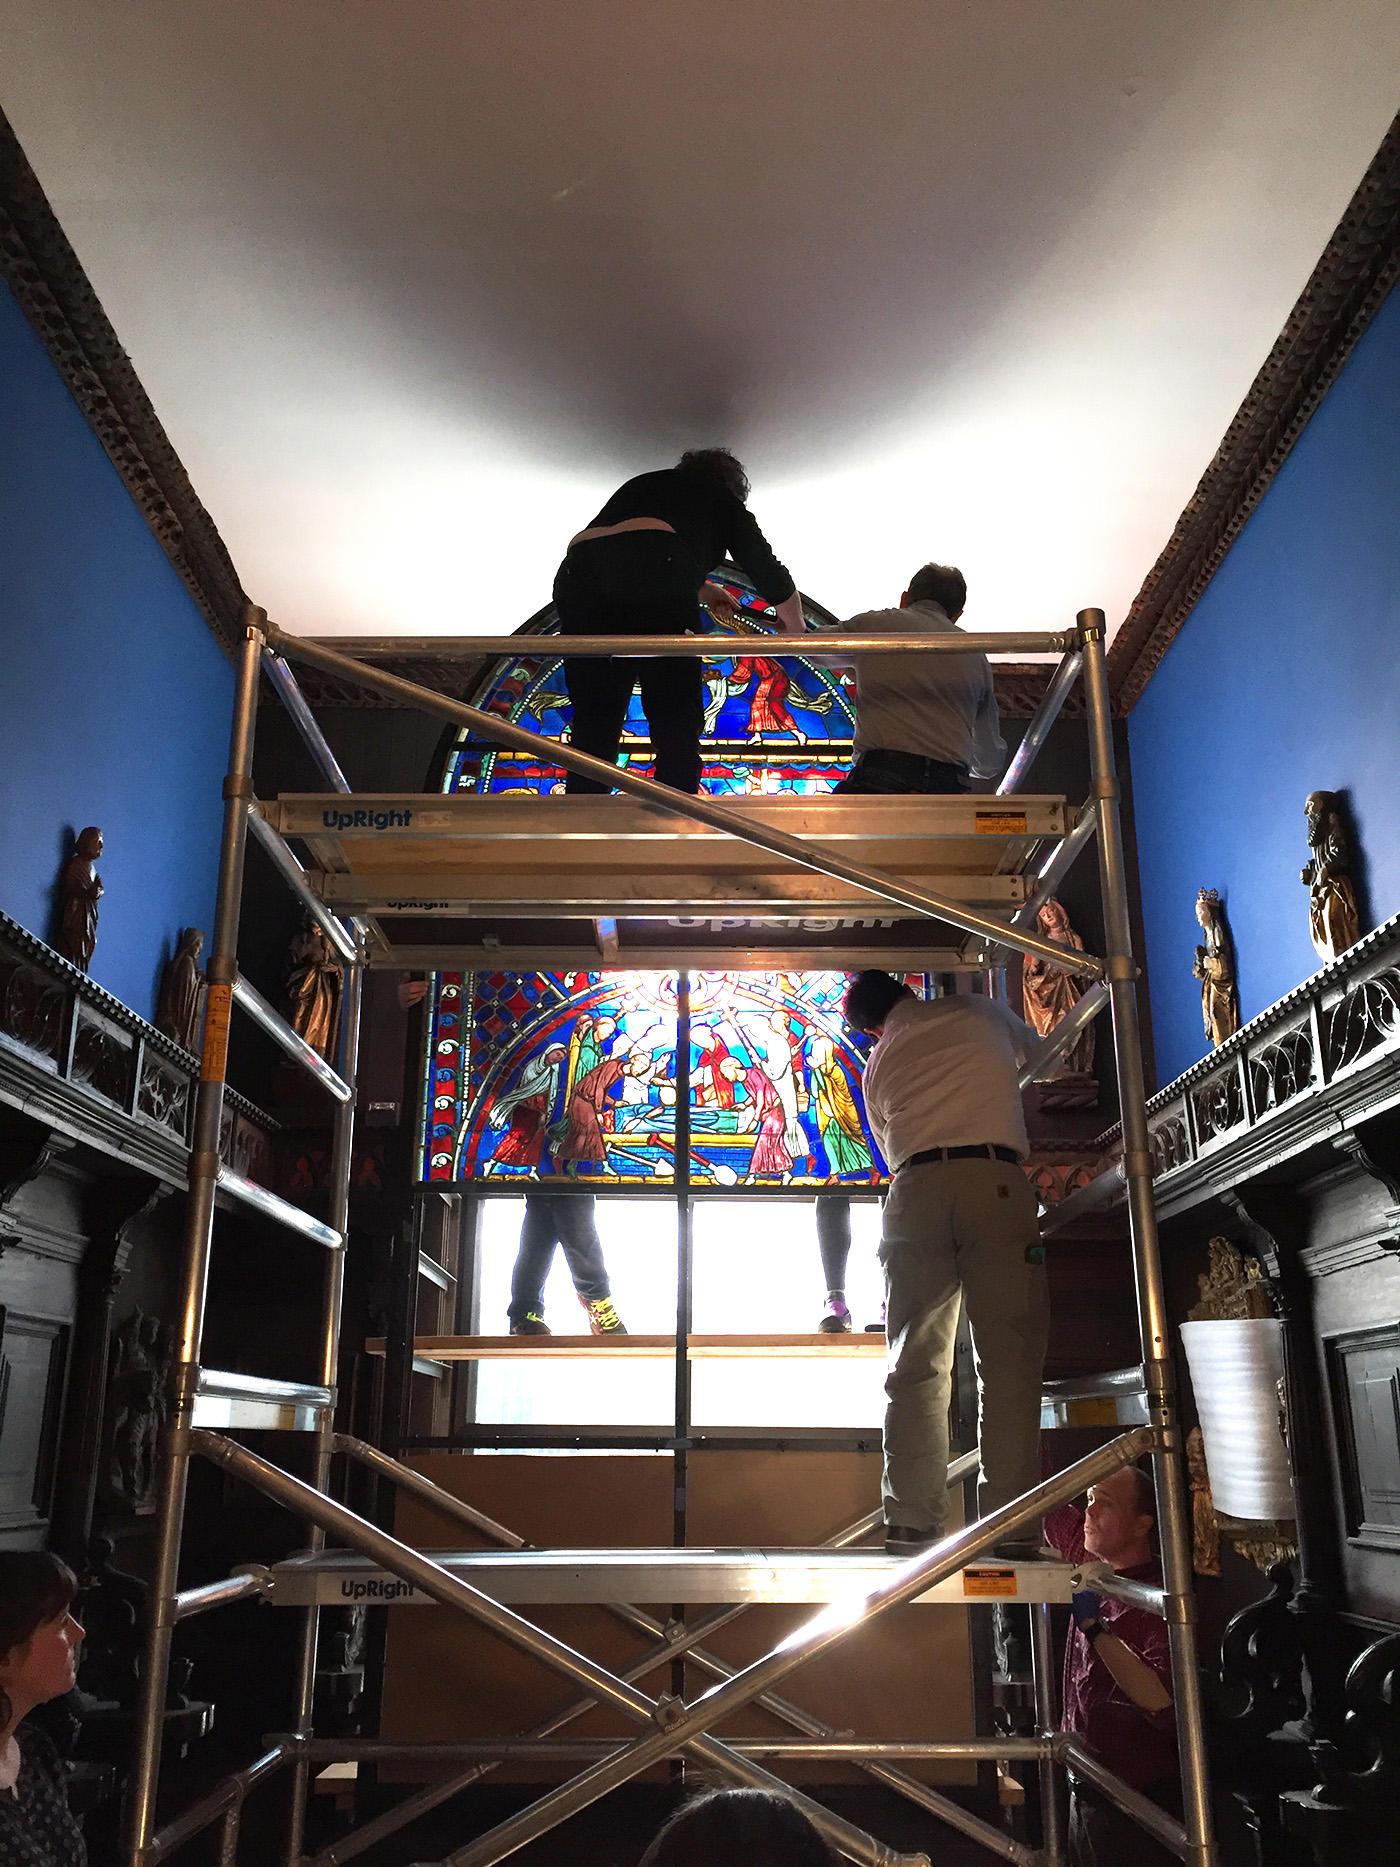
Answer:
[
  {"left": 285, "top": 916, "right": 343, "bottom": 1060},
  {"left": 1020, "top": 897, "right": 1097, "bottom": 1105},
  {"left": 1301, "top": 790, "right": 1360, "bottom": 962},
  {"left": 1188, "top": 1236, "right": 1273, "bottom": 1322},
  {"left": 56, "top": 825, "right": 104, "bottom": 970},
  {"left": 156, "top": 927, "right": 207, "bottom": 1052},
  {"left": 1192, "top": 888, "right": 1240, "bottom": 1047},
  {"left": 1186, "top": 1425, "right": 1222, "bottom": 1577}
]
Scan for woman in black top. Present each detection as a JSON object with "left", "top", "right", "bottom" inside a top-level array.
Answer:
[
  {"left": 554, "top": 449, "right": 804, "bottom": 794},
  {"left": 0, "top": 1553, "right": 87, "bottom": 1867}
]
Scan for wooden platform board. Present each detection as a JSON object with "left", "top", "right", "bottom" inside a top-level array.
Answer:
[
  {"left": 365, "top": 1333, "right": 888, "bottom": 1360},
  {"left": 261, "top": 792, "right": 1074, "bottom": 968}
]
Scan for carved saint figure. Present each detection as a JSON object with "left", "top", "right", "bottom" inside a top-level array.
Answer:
[
  {"left": 1186, "top": 1426, "right": 1221, "bottom": 1577},
  {"left": 1192, "top": 889, "right": 1240, "bottom": 1048},
  {"left": 1020, "top": 897, "right": 1095, "bottom": 1075},
  {"left": 1300, "top": 790, "right": 1360, "bottom": 962},
  {"left": 106, "top": 1309, "right": 173, "bottom": 1508},
  {"left": 285, "top": 917, "right": 343, "bottom": 1059},
  {"left": 156, "top": 927, "right": 207, "bottom": 1052},
  {"left": 57, "top": 825, "right": 104, "bottom": 970}
]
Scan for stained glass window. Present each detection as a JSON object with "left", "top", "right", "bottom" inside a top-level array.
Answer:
[
  {"left": 439, "top": 578, "right": 856, "bottom": 801},
  {"left": 417, "top": 569, "right": 920, "bottom": 1187},
  {"left": 428, "top": 971, "right": 680, "bottom": 1185}
]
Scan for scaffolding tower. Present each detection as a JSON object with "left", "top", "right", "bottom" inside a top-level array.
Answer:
[{"left": 125, "top": 604, "right": 1217, "bottom": 1867}]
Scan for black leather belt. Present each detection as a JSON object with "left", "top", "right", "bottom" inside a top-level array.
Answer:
[{"left": 897, "top": 1144, "right": 1021, "bottom": 1173}]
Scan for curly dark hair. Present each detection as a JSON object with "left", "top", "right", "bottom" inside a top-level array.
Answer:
[
  {"left": 677, "top": 448, "right": 750, "bottom": 503},
  {"left": 639, "top": 1788, "right": 842, "bottom": 1866},
  {"left": 0, "top": 1551, "right": 78, "bottom": 1729}
]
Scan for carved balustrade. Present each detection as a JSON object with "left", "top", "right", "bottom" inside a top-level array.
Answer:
[
  {"left": 1119, "top": 911, "right": 1400, "bottom": 1197},
  {"left": 0, "top": 910, "right": 276, "bottom": 1181}
]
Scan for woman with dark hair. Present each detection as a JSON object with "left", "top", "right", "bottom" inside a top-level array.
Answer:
[
  {"left": 0, "top": 1552, "right": 87, "bottom": 1867},
  {"left": 555, "top": 449, "right": 805, "bottom": 796},
  {"left": 638, "top": 1787, "right": 842, "bottom": 1866}
]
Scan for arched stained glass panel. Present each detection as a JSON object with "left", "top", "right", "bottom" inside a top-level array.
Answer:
[{"left": 417, "top": 568, "right": 923, "bottom": 1187}]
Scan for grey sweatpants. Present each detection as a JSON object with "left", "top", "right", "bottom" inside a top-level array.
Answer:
[{"left": 879, "top": 1157, "right": 1049, "bottom": 1535}]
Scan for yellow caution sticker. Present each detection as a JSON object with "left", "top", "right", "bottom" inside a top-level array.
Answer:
[
  {"left": 975, "top": 812, "right": 1028, "bottom": 835},
  {"left": 963, "top": 1566, "right": 1019, "bottom": 1598},
  {"left": 201, "top": 981, "right": 233, "bottom": 1081}
]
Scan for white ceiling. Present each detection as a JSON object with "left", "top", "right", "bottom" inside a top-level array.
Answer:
[{"left": 3, "top": 2, "right": 1399, "bottom": 641}]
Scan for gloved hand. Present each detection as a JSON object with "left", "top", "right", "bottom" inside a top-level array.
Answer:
[{"left": 1071, "top": 1589, "right": 1102, "bottom": 1631}]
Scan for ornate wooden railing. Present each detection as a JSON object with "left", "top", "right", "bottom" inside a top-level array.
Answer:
[
  {"left": 1140, "top": 909, "right": 1400, "bottom": 1198},
  {"left": 0, "top": 910, "right": 276, "bottom": 1183}
]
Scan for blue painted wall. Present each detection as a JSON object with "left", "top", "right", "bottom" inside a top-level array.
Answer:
[
  {"left": 1129, "top": 284, "right": 1400, "bottom": 1087},
  {"left": 0, "top": 282, "right": 234, "bottom": 1023}
]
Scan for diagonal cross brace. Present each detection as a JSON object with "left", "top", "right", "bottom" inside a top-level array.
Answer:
[
  {"left": 190, "top": 1432, "right": 922, "bottom": 1867},
  {"left": 265, "top": 625, "right": 1101, "bottom": 977},
  {"left": 319, "top": 1443, "right": 1027, "bottom": 1867},
  {"left": 433, "top": 1429, "right": 1156, "bottom": 1867}
]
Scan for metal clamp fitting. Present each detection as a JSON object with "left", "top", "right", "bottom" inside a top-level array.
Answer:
[
  {"left": 222, "top": 775, "right": 255, "bottom": 800},
  {"left": 652, "top": 1693, "right": 687, "bottom": 1730}
]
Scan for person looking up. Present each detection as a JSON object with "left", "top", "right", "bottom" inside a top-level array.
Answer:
[
  {"left": 1044, "top": 1466, "right": 1179, "bottom": 1866},
  {"left": 555, "top": 449, "right": 804, "bottom": 796},
  {"left": 0, "top": 1551, "right": 88, "bottom": 1867},
  {"left": 638, "top": 1787, "right": 842, "bottom": 1866}
]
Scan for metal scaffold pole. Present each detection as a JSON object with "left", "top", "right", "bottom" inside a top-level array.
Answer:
[
  {"left": 127, "top": 612, "right": 267, "bottom": 1866},
  {"left": 1078, "top": 608, "right": 1218, "bottom": 1867},
  {"left": 285, "top": 929, "right": 364, "bottom": 1866}
]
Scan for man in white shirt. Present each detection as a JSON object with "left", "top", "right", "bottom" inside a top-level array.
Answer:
[
  {"left": 843, "top": 969, "right": 1049, "bottom": 1558},
  {"left": 830, "top": 562, "right": 1005, "bottom": 794}
]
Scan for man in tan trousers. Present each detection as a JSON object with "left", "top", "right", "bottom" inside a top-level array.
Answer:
[{"left": 843, "top": 970, "right": 1049, "bottom": 1558}]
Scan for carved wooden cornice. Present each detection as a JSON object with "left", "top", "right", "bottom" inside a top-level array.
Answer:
[
  {"left": 0, "top": 107, "right": 246, "bottom": 655},
  {"left": 1109, "top": 109, "right": 1400, "bottom": 712}
]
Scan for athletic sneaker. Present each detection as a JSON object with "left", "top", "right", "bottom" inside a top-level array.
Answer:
[
  {"left": 818, "top": 1295, "right": 853, "bottom": 1334},
  {"left": 864, "top": 1303, "right": 886, "bottom": 1333},
  {"left": 509, "top": 1312, "right": 550, "bottom": 1336},
  {"left": 582, "top": 1295, "right": 628, "bottom": 1335}
]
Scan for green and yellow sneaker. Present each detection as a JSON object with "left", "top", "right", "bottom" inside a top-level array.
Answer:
[{"left": 582, "top": 1296, "right": 628, "bottom": 1335}]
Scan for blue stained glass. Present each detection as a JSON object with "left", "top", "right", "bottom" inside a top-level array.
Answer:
[{"left": 419, "top": 966, "right": 924, "bottom": 1188}]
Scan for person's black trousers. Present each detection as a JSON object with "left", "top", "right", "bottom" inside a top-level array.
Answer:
[
  {"left": 554, "top": 532, "right": 705, "bottom": 794},
  {"left": 832, "top": 748, "right": 971, "bottom": 794},
  {"left": 508, "top": 1194, "right": 611, "bottom": 1323}
]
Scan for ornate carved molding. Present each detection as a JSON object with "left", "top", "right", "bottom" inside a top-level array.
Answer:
[
  {"left": 1079, "top": 910, "right": 1400, "bottom": 1218},
  {"left": 0, "top": 107, "right": 246, "bottom": 655},
  {"left": 1109, "top": 110, "right": 1400, "bottom": 712}
]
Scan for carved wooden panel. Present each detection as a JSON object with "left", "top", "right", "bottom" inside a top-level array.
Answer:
[
  {"left": 1327, "top": 1321, "right": 1400, "bottom": 1554},
  {"left": 0, "top": 1308, "right": 69, "bottom": 1547}
]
